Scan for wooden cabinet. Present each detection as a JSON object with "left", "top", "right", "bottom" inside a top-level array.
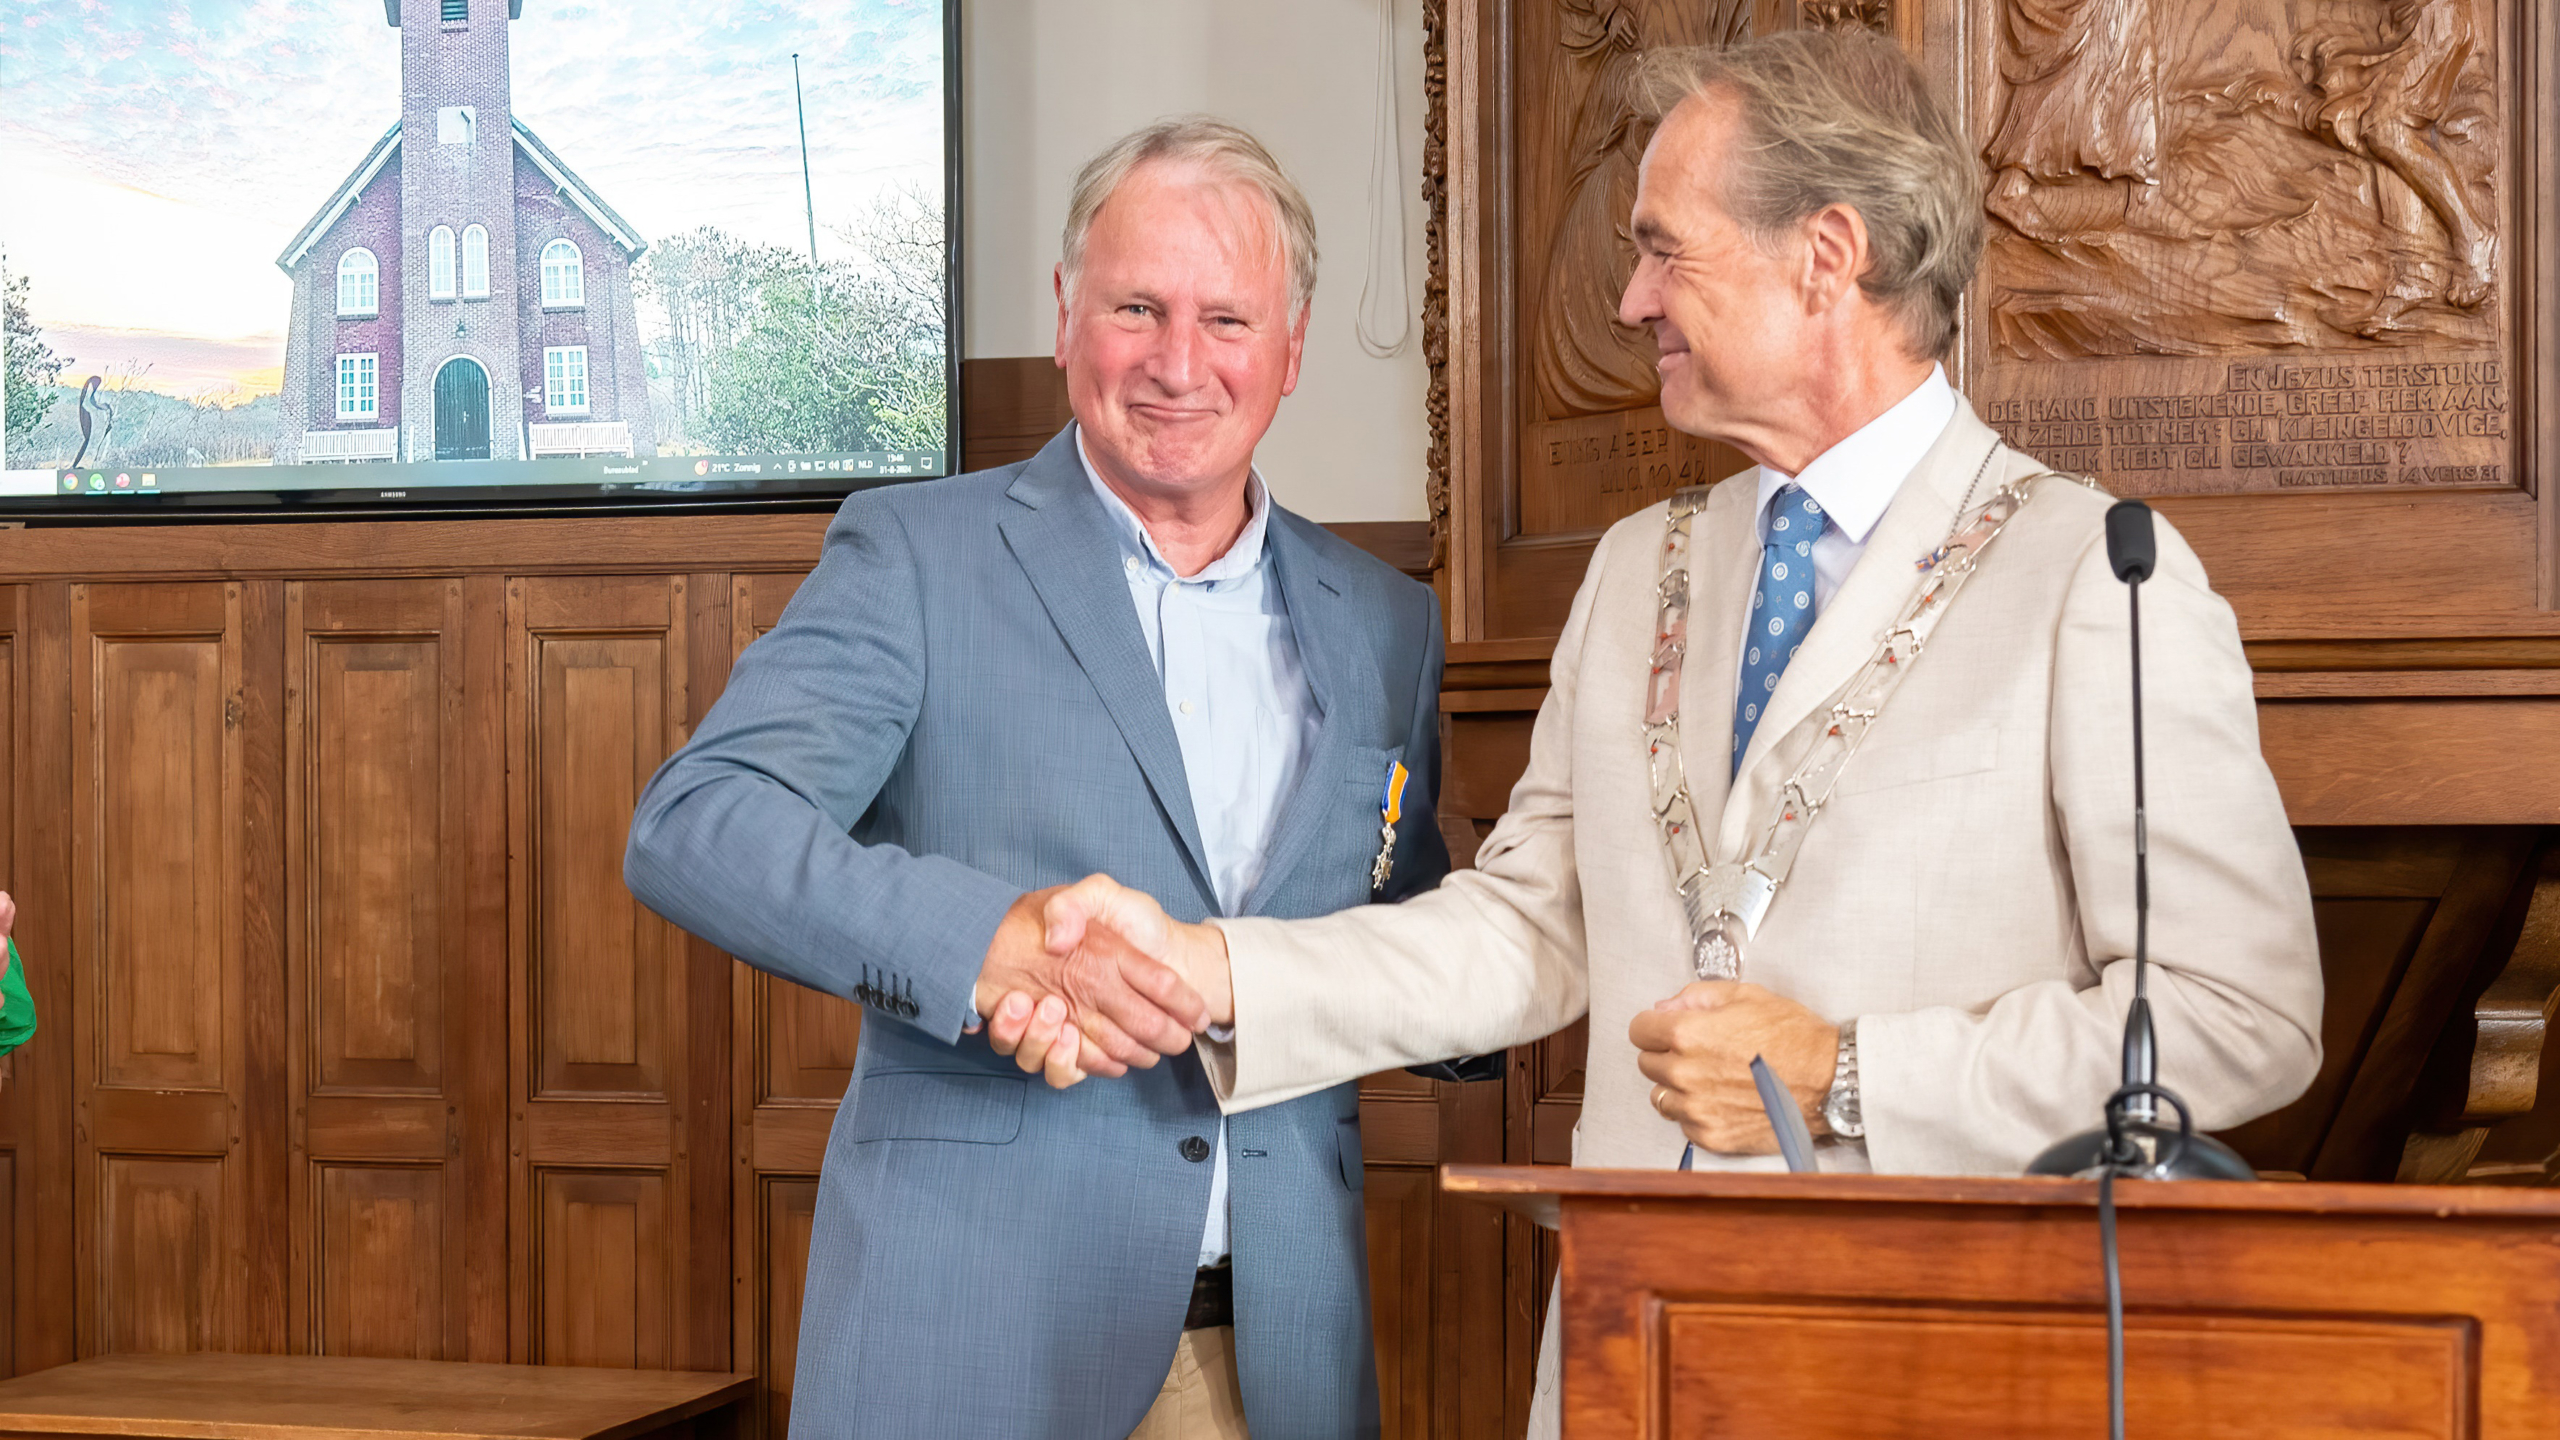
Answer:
[{"left": 0, "top": 511, "right": 1477, "bottom": 1436}]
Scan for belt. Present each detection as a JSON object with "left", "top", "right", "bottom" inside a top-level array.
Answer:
[{"left": 1184, "top": 1262, "right": 1232, "bottom": 1330}]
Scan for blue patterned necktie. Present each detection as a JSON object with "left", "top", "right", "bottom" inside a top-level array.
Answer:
[{"left": 1732, "top": 484, "right": 1826, "bottom": 774}]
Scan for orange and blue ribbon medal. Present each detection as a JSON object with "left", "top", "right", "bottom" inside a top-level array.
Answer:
[{"left": 1371, "top": 760, "right": 1410, "bottom": 892}]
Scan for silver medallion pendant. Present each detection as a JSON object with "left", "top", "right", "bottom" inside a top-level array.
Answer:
[{"left": 1695, "top": 925, "right": 1742, "bottom": 982}]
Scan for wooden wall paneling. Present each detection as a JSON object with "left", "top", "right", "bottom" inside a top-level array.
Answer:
[
  {"left": 240, "top": 580, "right": 288, "bottom": 1357},
  {"left": 507, "top": 574, "right": 698, "bottom": 1368},
  {"left": 283, "top": 579, "right": 488, "bottom": 1360},
  {"left": 680, "top": 575, "right": 733, "bottom": 1376},
  {"left": 1361, "top": 1086, "right": 1443, "bottom": 1434},
  {"left": 958, "top": 358, "right": 1073, "bottom": 472},
  {"left": 1429, "top": 1064, "right": 1511, "bottom": 1439},
  {"left": 459, "top": 574, "right": 509, "bottom": 1360},
  {"left": 12, "top": 581, "right": 73, "bottom": 1371},
  {"left": 70, "top": 582, "right": 249, "bottom": 1355},
  {"left": 755, "top": 1177, "right": 820, "bottom": 1435}
]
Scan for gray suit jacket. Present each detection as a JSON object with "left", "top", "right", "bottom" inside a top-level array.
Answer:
[{"left": 625, "top": 428, "right": 1449, "bottom": 1439}]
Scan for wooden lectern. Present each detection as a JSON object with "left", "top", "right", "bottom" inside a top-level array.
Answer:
[{"left": 1445, "top": 1164, "right": 2560, "bottom": 1439}]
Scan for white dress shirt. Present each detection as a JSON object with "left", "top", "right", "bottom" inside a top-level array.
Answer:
[
  {"left": 1079, "top": 428, "right": 1318, "bottom": 1268},
  {"left": 1745, "top": 363, "right": 1959, "bottom": 629}
]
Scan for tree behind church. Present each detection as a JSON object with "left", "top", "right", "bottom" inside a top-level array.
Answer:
[
  {"left": 3, "top": 270, "right": 67, "bottom": 459},
  {"left": 636, "top": 190, "right": 947, "bottom": 458}
]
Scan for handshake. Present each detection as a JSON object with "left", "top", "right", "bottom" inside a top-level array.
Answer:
[
  {"left": 968, "top": 875, "right": 1230, "bottom": 1089},
  {"left": 960, "top": 872, "right": 1846, "bottom": 1156}
]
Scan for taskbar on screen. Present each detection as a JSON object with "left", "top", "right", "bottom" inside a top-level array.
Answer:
[{"left": 0, "top": 451, "right": 948, "bottom": 510}]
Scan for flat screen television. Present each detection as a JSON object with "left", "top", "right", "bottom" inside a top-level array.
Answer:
[{"left": 0, "top": 0, "right": 959, "bottom": 519}]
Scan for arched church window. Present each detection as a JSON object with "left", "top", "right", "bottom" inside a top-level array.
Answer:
[
  {"left": 541, "top": 239, "right": 584, "bottom": 308},
  {"left": 462, "top": 225, "right": 490, "bottom": 298},
  {"left": 337, "top": 248, "right": 379, "bottom": 317},
  {"left": 430, "top": 226, "right": 457, "bottom": 300}
]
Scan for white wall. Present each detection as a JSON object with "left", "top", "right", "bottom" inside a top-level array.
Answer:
[{"left": 964, "top": 0, "right": 1431, "bottom": 522}]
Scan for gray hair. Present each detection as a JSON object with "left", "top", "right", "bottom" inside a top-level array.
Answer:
[
  {"left": 1637, "top": 29, "right": 1983, "bottom": 358},
  {"left": 1060, "top": 117, "right": 1320, "bottom": 316}
]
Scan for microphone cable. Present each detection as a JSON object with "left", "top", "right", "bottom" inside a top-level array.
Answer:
[{"left": 2100, "top": 1165, "right": 2124, "bottom": 1440}]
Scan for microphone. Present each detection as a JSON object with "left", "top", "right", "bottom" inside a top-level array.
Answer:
[{"left": 2030, "top": 500, "right": 2252, "bottom": 1183}]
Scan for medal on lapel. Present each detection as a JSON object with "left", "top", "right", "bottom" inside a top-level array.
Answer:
[{"left": 1371, "top": 760, "right": 1409, "bottom": 893}]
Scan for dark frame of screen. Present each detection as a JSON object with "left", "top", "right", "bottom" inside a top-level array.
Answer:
[{"left": 4, "top": 1, "right": 965, "bottom": 526}]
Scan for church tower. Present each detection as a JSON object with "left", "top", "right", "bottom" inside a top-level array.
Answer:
[{"left": 392, "top": 0, "right": 529, "bottom": 460}]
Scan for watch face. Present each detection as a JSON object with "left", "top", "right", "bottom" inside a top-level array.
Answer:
[{"left": 1823, "top": 1092, "right": 1863, "bottom": 1139}]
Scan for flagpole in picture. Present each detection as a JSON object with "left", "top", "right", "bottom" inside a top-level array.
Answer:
[{"left": 793, "top": 53, "right": 823, "bottom": 338}]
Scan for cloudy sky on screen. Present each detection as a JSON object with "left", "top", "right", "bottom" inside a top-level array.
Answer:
[{"left": 1, "top": 0, "right": 944, "bottom": 395}]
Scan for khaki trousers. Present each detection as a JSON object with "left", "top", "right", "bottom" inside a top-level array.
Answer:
[{"left": 1127, "top": 1326, "right": 1249, "bottom": 1440}]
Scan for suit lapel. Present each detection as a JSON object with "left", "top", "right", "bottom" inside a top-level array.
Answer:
[
  {"left": 1238, "top": 513, "right": 1350, "bottom": 917},
  {"left": 1719, "top": 404, "right": 2004, "bottom": 850},
  {"left": 998, "top": 430, "right": 1216, "bottom": 898},
  {"left": 1678, "top": 476, "right": 1763, "bottom": 829}
]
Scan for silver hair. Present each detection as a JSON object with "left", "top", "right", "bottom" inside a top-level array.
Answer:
[
  {"left": 1637, "top": 29, "right": 1984, "bottom": 358},
  {"left": 1060, "top": 117, "right": 1320, "bottom": 316}
]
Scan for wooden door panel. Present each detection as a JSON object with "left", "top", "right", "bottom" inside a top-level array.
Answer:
[
  {"left": 99, "top": 1155, "right": 224, "bottom": 1354},
  {"left": 287, "top": 578, "right": 486, "bottom": 1363},
  {"left": 536, "top": 1169, "right": 672, "bottom": 1369},
  {"left": 757, "top": 1177, "right": 819, "bottom": 1437},
  {"left": 535, "top": 635, "right": 671, "bottom": 1098},
  {"left": 510, "top": 575, "right": 696, "bottom": 1369},
  {"left": 758, "top": 976, "right": 859, "bottom": 1107},
  {"left": 309, "top": 639, "right": 442, "bottom": 1093},
  {"left": 1363, "top": 1166, "right": 1436, "bottom": 1440},
  {"left": 73, "top": 583, "right": 248, "bottom": 1357},
  {"left": 315, "top": 1163, "right": 445, "bottom": 1359},
  {"left": 96, "top": 637, "right": 227, "bottom": 1093}
]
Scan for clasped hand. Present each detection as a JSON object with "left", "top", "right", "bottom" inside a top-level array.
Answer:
[
  {"left": 1630, "top": 981, "right": 1839, "bottom": 1155},
  {"left": 971, "top": 877, "right": 1230, "bottom": 1088}
]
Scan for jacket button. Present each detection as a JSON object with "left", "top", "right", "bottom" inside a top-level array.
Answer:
[{"left": 1179, "top": 1136, "right": 1212, "bottom": 1163}]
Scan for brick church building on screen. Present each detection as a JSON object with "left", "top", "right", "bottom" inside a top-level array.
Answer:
[{"left": 276, "top": 0, "right": 653, "bottom": 465}]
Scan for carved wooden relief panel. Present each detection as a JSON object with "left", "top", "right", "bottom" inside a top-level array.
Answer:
[
  {"left": 1969, "top": 0, "right": 2519, "bottom": 497},
  {"left": 1513, "top": 1, "right": 1755, "bottom": 542}
]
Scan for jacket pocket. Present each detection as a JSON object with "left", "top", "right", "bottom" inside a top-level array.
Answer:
[
  {"left": 1336, "top": 1116, "right": 1366, "bottom": 1192},
  {"left": 1830, "top": 725, "right": 2002, "bottom": 799},
  {"left": 850, "top": 1070, "right": 1026, "bottom": 1145}
]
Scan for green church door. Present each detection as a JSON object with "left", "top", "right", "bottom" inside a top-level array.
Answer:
[{"left": 434, "top": 358, "right": 491, "bottom": 460}]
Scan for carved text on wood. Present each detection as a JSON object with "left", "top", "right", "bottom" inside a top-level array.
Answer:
[{"left": 1970, "top": 0, "right": 2512, "bottom": 497}]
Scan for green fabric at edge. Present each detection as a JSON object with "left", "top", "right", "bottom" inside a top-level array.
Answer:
[{"left": 0, "top": 938, "right": 34, "bottom": 1056}]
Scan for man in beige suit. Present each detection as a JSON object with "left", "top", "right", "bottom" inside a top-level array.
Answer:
[{"left": 993, "top": 28, "right": 2323, "bottom": 1428}]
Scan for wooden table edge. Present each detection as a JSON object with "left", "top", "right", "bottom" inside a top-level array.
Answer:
[
  {"left": 0, "top": 1371, "right": 757, "bottom": 1440},
  {"left": 1439, "top": 1163, "right": 2560, "bottom": 1228}
]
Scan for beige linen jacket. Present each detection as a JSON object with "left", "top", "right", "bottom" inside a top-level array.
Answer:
[{"left": 1204, "top": 402, "right": 2322, "bottom": 1179}]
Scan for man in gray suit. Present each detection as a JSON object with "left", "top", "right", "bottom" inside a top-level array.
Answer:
[{"left": 624, "top": 118, "right": 1447, "bottom": 1439}]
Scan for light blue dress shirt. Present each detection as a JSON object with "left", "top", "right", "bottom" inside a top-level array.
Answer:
[{"left": 1078, "top": 428, "right": 1319, "bottom": 1268}]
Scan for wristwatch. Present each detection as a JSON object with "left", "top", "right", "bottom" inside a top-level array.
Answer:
[{"left": 1822, "top": 1022, "right": 1865, "bottom": 1139}]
